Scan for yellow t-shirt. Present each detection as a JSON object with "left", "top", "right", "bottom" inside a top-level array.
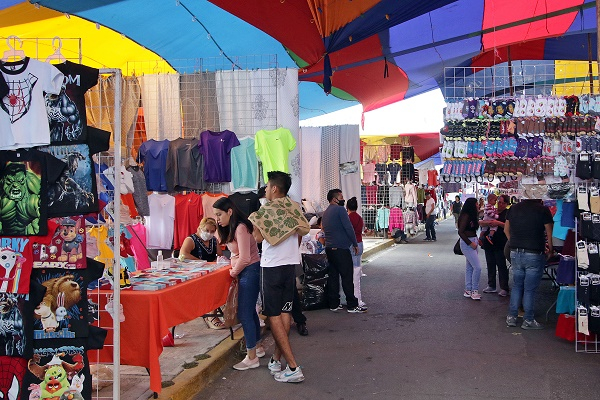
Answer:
[
  {"left": 88, "top": 225, "right": 114, "bottom": 268},
  {"left": 255, "top": 128, "right": 296, "bottom": 182}
]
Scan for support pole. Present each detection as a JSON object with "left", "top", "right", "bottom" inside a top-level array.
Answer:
[
  {"left": 507, "top": 46, "right": 514, "bottom": 96},
  {"left": 588, "top": 33, "right": 594, "bottom": 94}
]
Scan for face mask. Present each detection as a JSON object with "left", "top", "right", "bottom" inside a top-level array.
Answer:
[
  {"left": 337, "top": 199, "right": 345, "bottom": 207},
  {"left": 259, "top": 198, "right": 268, "bottom": 206},
  {"left": 200, "top": 231, "right": 214, "bottom": 241}
]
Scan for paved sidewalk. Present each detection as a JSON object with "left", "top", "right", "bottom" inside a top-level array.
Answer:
[{"left": 193, "top": 219, "right": 600, "bottom": 400}]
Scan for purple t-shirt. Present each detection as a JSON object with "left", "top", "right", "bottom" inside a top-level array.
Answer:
[
  {"left": 198, "top": 130, "right": 240, "bottom": 183},
  {"left": 137, "top": 139, "right": 169, "bottom": 192}
]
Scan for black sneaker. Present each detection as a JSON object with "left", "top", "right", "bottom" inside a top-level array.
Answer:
[{"left": 423, "top": 238, "right": 431, "bottom": 241}]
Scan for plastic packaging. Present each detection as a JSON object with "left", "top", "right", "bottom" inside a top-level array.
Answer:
[{"left": 157, "top": 250, "right": 163, "bottom": 262}]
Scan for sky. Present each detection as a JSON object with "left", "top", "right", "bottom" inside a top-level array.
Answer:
[{"left": 300, "top": 89, "right": 447, "bottom": 136}]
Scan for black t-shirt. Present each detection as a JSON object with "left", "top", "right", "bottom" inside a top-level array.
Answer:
[
  {"left": 452, "top": 201, "right": 462, "bottom": 214},
  {"left": 0, "top": 355, "right": 27, "bottom": 398},
  {"left": 29, "top": 258, "right": 104, "bottom": 342},
  {"left": 165, "top": 137, "right": 205, "bottom": 191},
  {"left": 22, "top": 326, "right": 107, "bottom": 400},
  {"left": 507, "top": 200, "right": 553, "bottom": 252},
  {"left": 229, "top": 191, "right": 260, "bottom": 218},
  {"left": 38, "top": 127, "right": 110, "bottom": 217},
  {"left": 0, "top": 149, "right": 66, "bottom": 236},
  {"left": 0, "top": 281, "right": 45, "bottom": 358},
  {"left": 46, "top": 61, "right": 99, "bottom": 144}
]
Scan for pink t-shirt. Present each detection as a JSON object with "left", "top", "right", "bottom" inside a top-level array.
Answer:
[{"left": 227, "top": 224, "right": 260, "bottom": 277}]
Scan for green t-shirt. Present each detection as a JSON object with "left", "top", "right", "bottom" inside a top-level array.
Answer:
[{"left": 255, "top": 127, "right": 296, "bottom": 182}]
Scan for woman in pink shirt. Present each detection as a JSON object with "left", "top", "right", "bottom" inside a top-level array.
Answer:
[{"left": 213, "top": 197, "right": 264, "bottom": 370}]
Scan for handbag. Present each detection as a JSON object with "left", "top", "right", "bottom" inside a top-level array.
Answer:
[
  {"left": 223, "top": 278, "right": 239, "bottom": 328},
  {"left": 453, "top": 239, "right": 463, "bottom": 255}
]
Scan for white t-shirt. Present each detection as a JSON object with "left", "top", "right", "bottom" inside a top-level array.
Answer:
[
  {"left": 261, "top": 233, "right": 300, "bottom": 268},
  {"left": 425, "top": 197, "right": 436, "bottom": 215},
  {"left": 0, "top": 58, "right": 63, "bottom": 150},
  {"left": 145, "top": 193, "right": 175, "bottom": 249}
]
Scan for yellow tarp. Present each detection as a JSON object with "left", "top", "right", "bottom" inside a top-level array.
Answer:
[
  {"left": 0, "top": 2, "right": 174, "bottom": 75},
  {"left": 554, "top": 60, "right": 599, "bottom": 96}
]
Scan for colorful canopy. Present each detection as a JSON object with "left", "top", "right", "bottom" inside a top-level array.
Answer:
[{"left": 2, "top": 0, "right": 598, "bottom": 117}]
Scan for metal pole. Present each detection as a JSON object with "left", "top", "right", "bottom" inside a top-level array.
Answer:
[
  {"left": 588, "top": 33, "right": 594, "bottom": 94},
  {"left": 507, "top": 46, "right": 514, "bottom": 96}
]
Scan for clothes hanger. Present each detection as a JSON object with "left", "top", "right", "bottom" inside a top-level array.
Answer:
[
  {"left": 44, "top": 37, "right": 66, "bottom": 63},
  {"left": 2, "top": 35, "right": 26, "bottom": 62}
]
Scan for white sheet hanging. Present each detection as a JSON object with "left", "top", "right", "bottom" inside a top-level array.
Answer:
[
  {"left": 339, "top": 125, "right": 361, "bottom": 212},
  {"left": 300, "top": 127, "right": 322, "bottom": 205},
  {"left": 139, "top": 74, "right": 182, "bottom": 140}
]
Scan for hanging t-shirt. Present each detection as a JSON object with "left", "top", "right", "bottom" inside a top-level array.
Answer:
[
  {"left": 231, "top": 137, "right": 258, "bottom": 191},
  {"left": 0, "top": 57, "right": 63, "bottom": 150},
  {"left": 32, "top": 216, "right": 86, "bottom": 270},
  {"left": 22, "top": 327, "right": 107, "bottom": 400},
  {"left": 173, "top": 192, "right": 203, "bottom": 250},
  {"left": 229, "top": 191, "right": 260, "bottom": 218},
  {"left": 145, "top": 193, "right": 175, "bottom": 249},
  {"left": 0, "top": 281, "right": 45, "bottom": 358},
  {"left": 427, "top": 169, "right": 439, "bottom": 187},
  {"left": 198, "top": 130, "right": 240, "bottom": 183},
  {"left": 0, "top": 356, "right": 27, "bottom": 398},
  {"left": 46, "top": 61, "right": 99, "bottom": 144},
  {"left": 125, "top": 165, "right": 150, "bottom": 216},
  {"left": 126, "top": 223, "right": 151, "bottom": 271},
  {"left": 137, "top": 139, "right": 170, "bottom": 192},
  {"left": 166, "top": 137, "right": 205, "bottom": 191},
  {"left": 255, "top": 127, "right": 296, "bottom": 182},
  {"left": 87, "top": 225, "right": 114, "bottom": 269},
  {"left": 0, "top": 148, "right": 66, "bottom": 236},
  {"left": 29, "top": 258, "right": 104, "bottom": 340},
  {"left": 201, "top": 192, "right": 227, "bottom": 221},
  {"left": 38, "top": 127, "right": 110, "bottom": 217}
]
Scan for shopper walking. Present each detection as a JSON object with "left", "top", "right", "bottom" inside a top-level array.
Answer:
[
  {"left": 505, "top": 198, "right": 554, "bottom": 330},
  {"left": 249, "top": 171, "right": 310, "bottom": 383},
  {"left": 458, "top": 197, "right": 482, "bottom": 300},
  {"left": 346, "top": 197, "right": 366, "bottom": 308},
  {"left": 322, "top": 189, "right": 367, "bottom": 313},
  {"left": 212, "top": 198, "right": 263, "bottom": 370},
  {"left": 452, "top": 195, "right": 462, "bottom": 230},
  {"left": 480, "top": 194, "right": 510, "bottom": 297},
  {"left": 423, "top": 191, "right": 437, "bottom": 241}
]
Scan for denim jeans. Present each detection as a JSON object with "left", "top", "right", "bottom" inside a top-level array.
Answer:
[
  {"left": 460, "top": 237, "right": 481, "bottom": 291},
  {"left": 237, "top": 261, "right": 261, "bottom": 349},
  {"left": 508, "top": 251, "right": 546, "bottom": 321},
  {"left": 425, "top": 215, "right": 436, "bottom": 240}
]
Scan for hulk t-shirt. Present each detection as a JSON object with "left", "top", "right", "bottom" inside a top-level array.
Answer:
[
  {"left": 255, "top": 127, "right": 296, "bottom": 182},
  {"left": 0, "top": 149, "right": 66, "bottom": 236}
]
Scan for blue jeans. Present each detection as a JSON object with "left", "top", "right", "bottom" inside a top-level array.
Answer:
[
  {"left": 237, "top": 261, "right": 261, "bottom": 349},
  {"left": 425, "top": 215, "right": 436, "bottom": 240},
  {"left": 460, "top": 237, "right": 481, "bottom": 291},
  {"left": 508, "top": 251, "right": 546, "bottom": 321}
]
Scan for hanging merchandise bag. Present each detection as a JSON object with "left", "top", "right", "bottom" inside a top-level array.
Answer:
[
  {"left": 223, "top": 278, "right": 239, "bottom": 328},
  {"left": 301, "top": 253, "right": 330, "bottom": 310}
]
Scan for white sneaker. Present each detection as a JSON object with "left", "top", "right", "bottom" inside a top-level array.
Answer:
[
  {"left": 470, "top": 290, "right": 481, "bottom": 300},
  {"left": 256, "top": 346, "right": 265, "bottom": 358},
  {"left": 274, "top": 365, "right": 305, "bottom": 383},
  {"left": 268, "top": 357, "right": 281, "bottom": 375},
  {"left": 482, "top": 286, "right": 497, "bottom": 293},
  {"left": 233, "top": 355, "right": 259, "bottom": 370}
]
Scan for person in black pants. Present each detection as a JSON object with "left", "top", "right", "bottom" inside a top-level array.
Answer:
[
  {"left": 322, "top": 189, "right": 367, "bottom": 313},
  {"left": 424, "top": 191, "right": 437, "bottom": 241},
  {"left": 479, "top": 194, "right": 510, "bottom": 297},
  {"left": 291, "top": 289, "right": 308, "bottom": 335}
]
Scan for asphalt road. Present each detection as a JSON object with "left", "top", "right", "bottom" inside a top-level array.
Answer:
[{"left": 195, "top": 219, "right": 600, "bottom": 400}]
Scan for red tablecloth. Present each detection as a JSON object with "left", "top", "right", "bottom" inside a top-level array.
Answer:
[{"left": 90, "top": 265, "right": 232, "bottom": 393}]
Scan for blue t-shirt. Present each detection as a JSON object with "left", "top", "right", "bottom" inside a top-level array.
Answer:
[{"left": 137, "top": 139, "right": 169, "bottom": 192}]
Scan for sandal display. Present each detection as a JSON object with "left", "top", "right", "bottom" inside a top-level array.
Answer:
[{"left": 204, "top": 316, "right": 227, "bottom": 330}]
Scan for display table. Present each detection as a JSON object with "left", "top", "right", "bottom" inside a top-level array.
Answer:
[{"left": 91, "top": 264, "right": 232, "bottom": 394}]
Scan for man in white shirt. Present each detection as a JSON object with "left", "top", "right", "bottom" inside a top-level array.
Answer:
[{"left": 424, "top": 191, "right": 437, "bottom": 241}]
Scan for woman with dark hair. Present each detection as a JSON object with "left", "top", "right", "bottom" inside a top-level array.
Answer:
[
  {"left": 346, "top": 197, "right": 366, "bottom": 307},
  {"left": 213, "top": 197, "right": 264, "bottom": 370},
  {"left": 458, "top": 197, "right": 482, "bottom": 300}
]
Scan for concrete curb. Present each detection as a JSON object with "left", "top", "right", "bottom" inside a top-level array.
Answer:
[
  {"left": 155, "top": 329, "right": 243, "bottom": 399},
  {"left": 362, "top": 239, "right": 394, "bottom": 259}
]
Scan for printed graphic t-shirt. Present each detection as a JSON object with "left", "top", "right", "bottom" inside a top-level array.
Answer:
[
  {"left": 0, "top": 149, "right": 66, "bottom": 236},
  {"left": 198, "top": 130, "right": 240, "bottom": 183},
  {"left": 46, "top": 61, "right": 99, "bottom": 144},
  {"left": 0, "top": 57, "right": 63, "bottom": 149},
  {"left": 38, "top": 127, "right": 110, "bottom": 217},
  {"left": 255, "top": 127, "right": 296, "bottom": 182}
]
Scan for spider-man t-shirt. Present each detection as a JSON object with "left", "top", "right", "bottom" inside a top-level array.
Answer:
[
  {"left": 0, "top": 356, "right": 27, "bottom": 399},
  {"left": 38, "top": 127, "right": 110, "bottom": 217},
  {"left": 0, "top": 148, "right": 66, "bottom": 236},
  {"left": 46, "top": 61, "right": 99, "bottom": 144},
  {"left": 0, "top": 57, "right": 63, "bottom": 150},
  {"left": 29, "top": 259, "right": 104, "bottom": 341}
]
